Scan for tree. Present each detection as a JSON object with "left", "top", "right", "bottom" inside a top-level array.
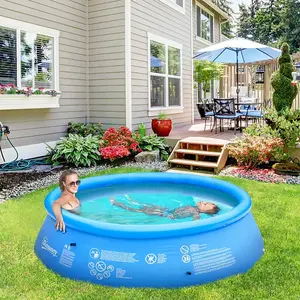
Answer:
[
  {"left": 237, "top": 4, "right": 252, "bottom": 38},
  {"left": 194, "top": 61, "right": 224, "bottom": 100},
  {"left": 284, "top": 0, "right": 300, "bottom": 53},
  {"left": 236, "top": 0, "right": 300, "bottom": 53},
  {"left": 212, "top": 0, "right": 234, "bottom": 38}
]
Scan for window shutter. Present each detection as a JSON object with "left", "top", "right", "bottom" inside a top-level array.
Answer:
[{"left": 0, "top": 27, "right": 17, "bottom": 86}]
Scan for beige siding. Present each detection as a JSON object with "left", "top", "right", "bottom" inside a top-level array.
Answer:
[
  {"left": 131, "top": 0, "right": 193, "bottom": 130},
  {"left": 88, "top": 0, "right": 126, "bottom": 126},
  {"left": 193, "top": 0, "right": 223, "bottom": 119},
  {"left": 0, "top": 0, "right": 88, "bottom": 149}
]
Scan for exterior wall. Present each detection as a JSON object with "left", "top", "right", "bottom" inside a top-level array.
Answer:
[
  {"left": 193, "top": 0, "right": 224, "bottom": 120},
  {"left": 88, "top": 0, "right": 126, "bottom": 127},
  {"left": 0, "top": 0, "right": 88, "bottom": 150},
  {"left": 130, "top": 0, "right": 193, "bottom": 130}
]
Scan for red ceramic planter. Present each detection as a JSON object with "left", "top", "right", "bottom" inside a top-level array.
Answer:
[{"left": 151, "top": 119, "right": 172, "bottom": 136}]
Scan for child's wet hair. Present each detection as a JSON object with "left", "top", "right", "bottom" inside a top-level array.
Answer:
[{"left": 207, "top": 204, "right": 220, "bottom": 215}]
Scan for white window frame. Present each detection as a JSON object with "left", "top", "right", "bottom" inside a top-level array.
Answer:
[
  {"left": 148, "top": 33, "right": 183, "bottom": 116},
  {"left": 196, "top": 3, "right": 214, "bottom": 45},
  {"left": 0, "top": 16, "right": 60, "bottom": 92},
  {"left": 159, "top": 0, "right": 186, "bottom": 15}
]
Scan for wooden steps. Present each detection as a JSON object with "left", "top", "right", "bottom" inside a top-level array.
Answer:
[
  {"left": 175, "top": 149, "right": 221, "bottom": 157},
  {"left": 168, "top": 137, "right": 229, "bottom": 174}
]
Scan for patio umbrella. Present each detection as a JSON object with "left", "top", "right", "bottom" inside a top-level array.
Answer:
[
  {"left": 193, "top": 37, "right": 281, "bottom": 103},
  {"left": 151, "top": 55, "right": 165, "bottom": 68}
]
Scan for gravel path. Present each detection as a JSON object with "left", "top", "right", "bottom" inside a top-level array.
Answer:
[
  {"left": 1, "top": 161, "right": 299, "bottom": 205},
  {"left": 0, "top": 161, "right": 169, "bottom": 204},
  {"left": 219, "top": 165, "right": 300, "bottom": 185}
]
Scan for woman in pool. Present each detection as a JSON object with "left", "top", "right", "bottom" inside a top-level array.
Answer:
[
  {"left": 52, "top": 169, "right": 81, "bottom": 232},
  {"left": 110, "top": 196, "right": 220, "bottom": 220}
]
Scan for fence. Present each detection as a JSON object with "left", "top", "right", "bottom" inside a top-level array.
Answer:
[{"left": 220, "top": 53, "right": 300, "bottom": 111}]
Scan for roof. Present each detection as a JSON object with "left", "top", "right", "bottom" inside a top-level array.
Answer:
[{"left": 202, "top": 0, "right": 230, "bottom": 21}]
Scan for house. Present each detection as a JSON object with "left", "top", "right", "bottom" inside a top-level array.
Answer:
[{"left": 0, "top": 0, "right": 228, "bottom": 162}]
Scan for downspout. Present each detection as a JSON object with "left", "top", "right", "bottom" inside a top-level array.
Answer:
[{"left": 86, "top": 0, "right": 90, "bottom": 123}]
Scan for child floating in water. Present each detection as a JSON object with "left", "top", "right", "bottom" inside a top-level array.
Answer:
[{"left": 110, "top": 196, "right": 220, "bottom": 220}]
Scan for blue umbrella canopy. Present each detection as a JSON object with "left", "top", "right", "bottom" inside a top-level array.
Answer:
[
  {"left": 151, "top": 55, "right": 165, "bottom": 68},
  {"left": 193, "top": 37, "right": 281, "bottom": 102}
]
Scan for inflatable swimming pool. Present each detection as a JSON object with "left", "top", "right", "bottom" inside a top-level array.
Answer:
[{"left": 34, "top": 173, "right": 264, "bottom": 288}]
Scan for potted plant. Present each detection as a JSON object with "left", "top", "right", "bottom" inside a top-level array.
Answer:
[{"left": 151, "top": 112, "right": 172, "bottom": 137}]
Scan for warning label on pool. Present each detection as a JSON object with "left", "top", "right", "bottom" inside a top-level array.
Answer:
[
  {"left": 181, "top": 245, "right": 235, "bottom": 275},
  {"left": 59, "top": 246, "right": 75, "bottom": 268},
  {"left": 100, "top": 250, "right": 139, "bottom": 263},
  {"left": 116, "top": 268, "right": 132, "bottom": 280}
]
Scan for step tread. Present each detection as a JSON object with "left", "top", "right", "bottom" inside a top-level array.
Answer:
[
  {"left": 180, "top": 137, "right": 228, "bottom": 146},
  {"left": 175, "top": 149, "right": 221, "bottom": 156},
  {"left": 169, "top": 159, "right": 218, "bottom": 168}
]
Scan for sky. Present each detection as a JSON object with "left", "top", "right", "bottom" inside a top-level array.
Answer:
[{"left": 232, "top": 0, "right": 252, "bottom": 14}]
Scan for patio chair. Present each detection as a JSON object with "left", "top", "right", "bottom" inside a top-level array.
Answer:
[
  {"left": 196, "top": 101, "right": 214, "bottom": 131},
  {"left": 240, "top": 103, "right": 264, "bottom": 127},
  {"left": 213, "top": 98, "right": 242, "bottom": 135}
]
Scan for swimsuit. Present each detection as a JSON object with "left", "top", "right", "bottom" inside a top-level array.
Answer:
[
  {"left": 68, "top": 205, "right": 81, "bottom": 215},
  {"left": 162, "top": 206, "right": 201, "bottom": 219}
]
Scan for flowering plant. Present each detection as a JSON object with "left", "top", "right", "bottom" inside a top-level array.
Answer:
[
  {"left": 100, "top": 145, "right": 130, "bottom": 161},
  {"left": 226, "top": 134, "right": 285, "bottom": 169},
  {"left": 0, "top": 84, "right": 59, "bottom": 97},
  {"left": 99, "top": 126, "right": 141, "bottom": 161}
]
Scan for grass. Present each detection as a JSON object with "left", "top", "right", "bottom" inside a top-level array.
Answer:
[{"left": 0, "top": 167, "right": 300, "bottom": 300}]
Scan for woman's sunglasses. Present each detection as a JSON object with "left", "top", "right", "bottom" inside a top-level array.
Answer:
[{"left": 68, "top": 180, "right": 81, "bottom": 187}]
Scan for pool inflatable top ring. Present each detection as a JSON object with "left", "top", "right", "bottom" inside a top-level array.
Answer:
[{"left": 44, "top": 173, "right": 251, "bottom": 239}]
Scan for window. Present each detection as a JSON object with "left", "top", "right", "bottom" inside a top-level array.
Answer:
[
  {"left": 197, "top": 5, "right": 214, "bottom": 43},
  {"left": 148, "top": 34, "right": 182, "bottom": 110},
  {"left": 0, "top": 17, "right": 59, "bottom": 91},
  {"left": 173, "top": 0, "right": 184, "bottom": 7},
  {"left": 159, "top": 0, "right": 185, "bottom": 14}
]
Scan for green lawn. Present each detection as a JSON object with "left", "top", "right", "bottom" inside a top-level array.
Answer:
[{"left": 0, "top": 167, "right": 300, "bottom": 300}]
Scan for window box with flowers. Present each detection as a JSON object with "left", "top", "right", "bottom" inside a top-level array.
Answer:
[
  {"left": 0, "top": 85, "right": 60, "bottom": 110},
  {"left": 0, "top": 16, "right": 60, "bottom": 110}
]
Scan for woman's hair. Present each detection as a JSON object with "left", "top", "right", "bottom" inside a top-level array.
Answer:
[{"left": 59, "top": 169, "right": 78, "bottom": 191}]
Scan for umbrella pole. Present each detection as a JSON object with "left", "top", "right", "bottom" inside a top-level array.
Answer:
[{"left": 236, "top": 51, "right": 239, "bottom": 105}]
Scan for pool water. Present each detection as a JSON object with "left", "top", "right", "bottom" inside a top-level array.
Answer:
[{"left": 73, "top": 183, "right": 236, "bottom": 225}]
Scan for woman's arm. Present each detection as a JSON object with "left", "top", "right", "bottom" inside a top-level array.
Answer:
[{"left": 52, "top": 196, "right": 70, "bottom": 232}]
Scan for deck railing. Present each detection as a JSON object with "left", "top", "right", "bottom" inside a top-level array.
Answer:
[{"left": 220, "top": 53, "right": 300, "bottom": 111}]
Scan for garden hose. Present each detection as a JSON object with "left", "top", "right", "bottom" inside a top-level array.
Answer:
[{"left": 0, "top": 133, "right": 48, "bottom": 172}]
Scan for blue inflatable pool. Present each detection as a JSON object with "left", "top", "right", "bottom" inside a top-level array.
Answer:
[{"left": 34, "top": 173, "right": 264, "bottom": 288}]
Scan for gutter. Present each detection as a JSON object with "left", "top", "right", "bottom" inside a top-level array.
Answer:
[{"left": 203, "top": 0, "right": 229, "bottom": 21}]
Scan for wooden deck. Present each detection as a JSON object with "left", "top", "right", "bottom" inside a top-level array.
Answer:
[{"left": 161, "top": 119, "right": 242, "bottom": 147}]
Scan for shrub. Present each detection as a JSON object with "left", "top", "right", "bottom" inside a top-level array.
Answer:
[
  {"left": 47, "top": 134, "right": 101, "bottom": 167},
  {"left": 270, "top": 43, "right": 298, "bottom": 113},
  {"left": 67, "top": 122, "right": 105, "bottom": 138},
  {"left": 264, "top": 108, "right": 300, "bottom": 148},
  {"left": 226, "top": 134, "right": 285, "bottom": 169},
  {"left": 99, "top": 126, "right": 141, "bottom": 161},
  {"left": 136, "top": 134, "right": 170, "bottom": 161},
  {"left": 100, "top": 146, "right": 130, "bottom": 161}
]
